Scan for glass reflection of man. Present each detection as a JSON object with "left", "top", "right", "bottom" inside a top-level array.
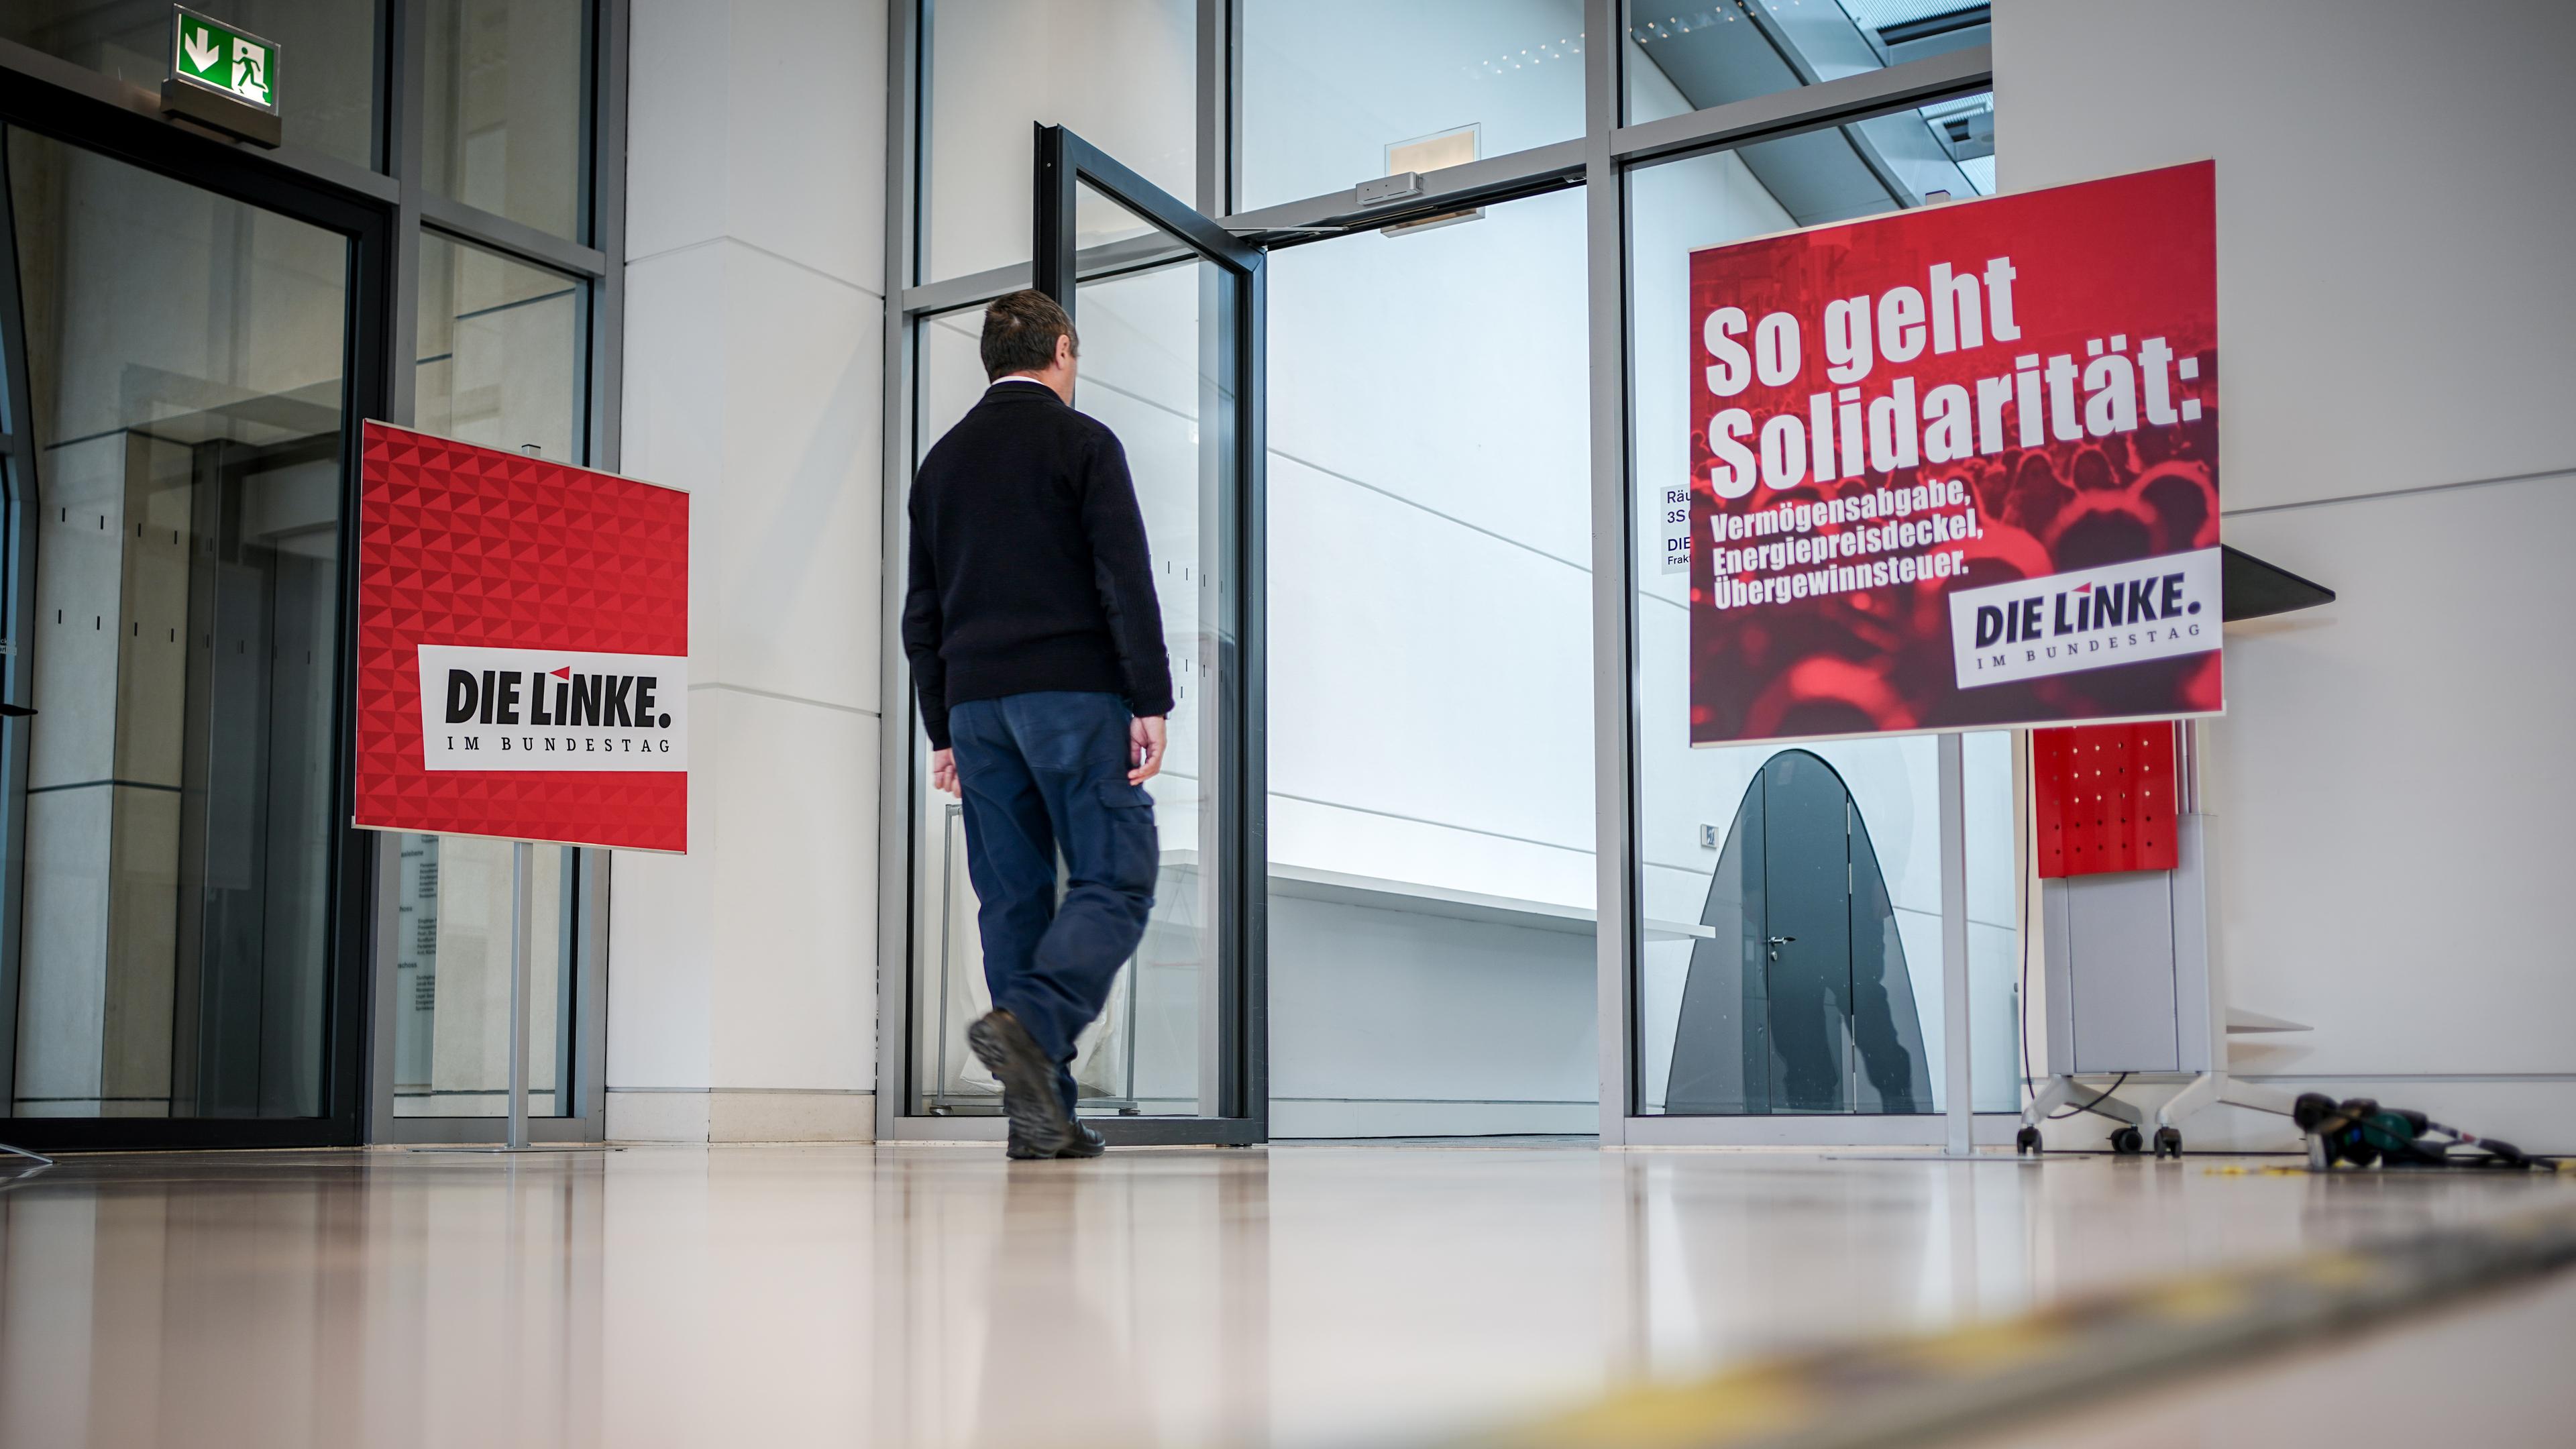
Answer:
[{"left": 902, "top": 289, "right": 1171, "bottom": 1161}]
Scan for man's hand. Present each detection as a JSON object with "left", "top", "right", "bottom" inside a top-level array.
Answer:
[
  {"left": 930, "top": 747, "right": 958, "bottom": 796},
  {"left": 1129, "top": 716, "right": 1167, "bottom": 786}
]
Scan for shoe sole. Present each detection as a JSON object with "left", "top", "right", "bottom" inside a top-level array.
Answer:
[{"left": 968, "top": 1014, "right": 1072, "bottom": 1157}]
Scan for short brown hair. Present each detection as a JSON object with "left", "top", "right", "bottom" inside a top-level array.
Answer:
[{"left": 981, "top": 289, "right": 1078, "bottom": 380}]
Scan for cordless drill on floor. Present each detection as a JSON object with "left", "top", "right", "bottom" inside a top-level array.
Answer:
[{"left": 2292, "top": 1093, "right": 2532, "bottom": 1170}]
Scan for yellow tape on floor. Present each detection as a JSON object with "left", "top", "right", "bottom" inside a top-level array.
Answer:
[{"left": 1444, "top": 1201, "right": 2576, "bottom": 1449}]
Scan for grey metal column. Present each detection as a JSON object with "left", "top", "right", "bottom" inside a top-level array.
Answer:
[
  {"left": 508, "top": 839, "right": 535, "bottom": 1149},
  {"left": 1585, "top": 0, "right": 1636, "bottom": 1143},
  {"left": 364, "top": 0, "right": 431, "bottom": 1148},
  {"left": 1938, "top": 733, "right": 1972, "bottom": 1156},
  {"left": 875, "top": 0, "right": 922, "bottom": 1141}
]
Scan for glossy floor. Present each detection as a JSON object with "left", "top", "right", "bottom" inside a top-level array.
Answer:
[{"left": 0, "top": 1142, "right": 2569, "bottom": 1448}]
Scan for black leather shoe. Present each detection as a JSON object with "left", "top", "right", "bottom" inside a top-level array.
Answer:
[
  {"left": 1006, "top": 1122, "right": 1106, "bottom": 1160},
  {"left": 967, "top": 1010, "right": 1071, "bottom": 1157}
]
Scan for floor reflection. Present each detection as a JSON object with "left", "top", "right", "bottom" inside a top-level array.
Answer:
[{"left": 0, "top": 1144, "right": 2567, "bottom": 1448}]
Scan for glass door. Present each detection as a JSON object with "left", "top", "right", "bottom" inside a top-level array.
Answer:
[
  {"left": 906, "top": 127, "right": 1265, "bottom": 1144},
  {"left": 0, "top": 127, "right": 364, "bottom": 1140}
]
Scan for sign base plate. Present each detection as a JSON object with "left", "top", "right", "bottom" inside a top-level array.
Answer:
[{"left": 160, "top": 78, "right": 281, "bottom": 146}]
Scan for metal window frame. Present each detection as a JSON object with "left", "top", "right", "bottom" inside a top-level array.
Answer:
[
  {"left": 873, "top": 0, "right": 922, "bottom": 1145},
  {"left": 367, "top": 0, "right": 625, "bottom": 1147},
  {"left": 0, "top": 127, "right": 38, "bottom": 1123},
  {"left": 880, "top": 2, "right": 2004, "bottom": 1148},
  {"left": 0, "top": 0, "right": 626, "bottom": 1149}
]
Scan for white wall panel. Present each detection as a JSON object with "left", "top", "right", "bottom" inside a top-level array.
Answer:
[
  {"left": 610, "top": 1, "right": 886, "bottom": 1138},
  {"left": 625, "top": 242, "right": 880, "bottom": 715},
  {"left": 1996, "top": 0, "right": 2576, "bottom": 515},
  {"left": 700, "top": 689, "right": 878, "bottom": 1094},
  {"left": 920, "top": 0, "right": 1195, "bottom": 280},
  {"left": 627, "top": 0, "right": 885, "bottom": 291},
  {"left": 708, "top": 247, "right": 882, "bottom": 715},
  {"left": 1997, "top": 0, "right": 2576, "bottom": 1147},
  {"left": 2212, "top": 475, "right": 2576, "bottom": 1075}
]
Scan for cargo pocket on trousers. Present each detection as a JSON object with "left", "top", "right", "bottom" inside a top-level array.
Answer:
[{"left": 1097, "top": 779, "right": 1159, "bottom": 898}]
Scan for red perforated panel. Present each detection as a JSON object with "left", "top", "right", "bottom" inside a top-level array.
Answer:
[
  {"left": 2033, "top": 722, "right": 2178, "bottom": 877},
  {"left": 354, "top": 423, "right": 690, "bottom": 852}
]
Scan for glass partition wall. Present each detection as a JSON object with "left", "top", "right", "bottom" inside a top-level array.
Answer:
[
  {"left": 0, "top": 1, "right": 627, "bottom": 1148},
  {"left": 374, "top": 0, "right": 623, "bottom": 1143},
  {"left": 1260, "top": 187, "right": 1600, "bottom": 1137},
  {"left": 888, "top": 3, "right": 2014, "bottom": 1144},
  {"left": 1623, "top": 100, "right": 2021, "bottom": 1129}
]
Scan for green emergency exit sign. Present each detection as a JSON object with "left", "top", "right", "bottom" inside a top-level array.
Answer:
[{"left": 169, "top": 7, "right": 278, "bottom": 113}]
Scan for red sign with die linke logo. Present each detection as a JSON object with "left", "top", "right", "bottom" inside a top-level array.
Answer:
[
  {"left": 354, "top": 422, "right": 690, "bottom": 851},
  {"left": 1686, "top": 160, "right": 2222, "bottom": 746}
]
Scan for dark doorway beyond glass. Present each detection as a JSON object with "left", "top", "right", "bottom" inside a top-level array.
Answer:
[{"left": 1664, "top": 750, "right": 1933, "bottom": 1115}]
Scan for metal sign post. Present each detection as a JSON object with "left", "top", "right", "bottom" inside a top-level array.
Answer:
[
  {"left": 508, "top": 839, "right": 534, "bottom": 1150},
  {"left": 503, "top": 445, "right": 542, "bottom": 1153},
  {"left": 1938, "top": 733, "right": 1974, "bottom": 1157},
  {"left": 421, "top": 839, "right": 600, "bottom": 1155}
]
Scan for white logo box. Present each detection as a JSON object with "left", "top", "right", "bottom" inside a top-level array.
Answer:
[
  {"left": 417, "top": 644, "right": 689, "bottom": 771},
  {"left": 1946, "top": 545, "right": 2220, "bottom": 690}
]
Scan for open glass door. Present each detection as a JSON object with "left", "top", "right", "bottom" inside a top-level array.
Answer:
[{"left": 905, "top": 127, "right": 1265, "bottom": 1144}]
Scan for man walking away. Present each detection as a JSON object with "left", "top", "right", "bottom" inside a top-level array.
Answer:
[{"left": 902, "top": 289, "right": 1173, "bottom": 1161}]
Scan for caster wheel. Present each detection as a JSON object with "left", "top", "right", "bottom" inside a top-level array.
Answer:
[
  {"left": 2154, "top": 1126, "right": 2182, "bottom": 1159},
  {"left": 2016, "top": 1126, "right": 2043, "bottom": 1155},
  {"left": 2110, "top": 1126, "right": 2144, "bottom": 1155}
]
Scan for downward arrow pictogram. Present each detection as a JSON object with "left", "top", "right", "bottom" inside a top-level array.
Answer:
[{"left": 182, "top": 25, "right": 221, "bottom": 74}]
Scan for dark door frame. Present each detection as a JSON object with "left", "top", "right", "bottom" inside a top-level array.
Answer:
[
  {"left": 0, "top": 60, "right": 394, "bottom": 1151},
  {"left": 1022, "top": 124, "right": 1268, "bottom": 1146}
]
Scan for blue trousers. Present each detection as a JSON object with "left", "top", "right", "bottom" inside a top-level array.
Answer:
[{"left": 949, "top": 691, "right": 1159, "bottom": 1118}]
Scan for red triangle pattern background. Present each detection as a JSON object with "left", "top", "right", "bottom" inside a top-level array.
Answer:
[{"left": 354, "top": 421, "right": 690, "bottom": 851}]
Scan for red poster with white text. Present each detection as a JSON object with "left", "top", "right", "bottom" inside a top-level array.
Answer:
[
  {"left": 354, "top": 422, "right": 690, "bottom": 851},
  {"left": 1687, "top": 160, "right": 2220, "bottom": 745}
]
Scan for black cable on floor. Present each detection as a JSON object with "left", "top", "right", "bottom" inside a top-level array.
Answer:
[{"left": 2018, "top": 769, "right": 2037, "bottom": 1112}]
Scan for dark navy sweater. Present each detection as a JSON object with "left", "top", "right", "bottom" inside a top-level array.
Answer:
[{"left": 902, "top": 380, "right": 1174, "bottom": 749}]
